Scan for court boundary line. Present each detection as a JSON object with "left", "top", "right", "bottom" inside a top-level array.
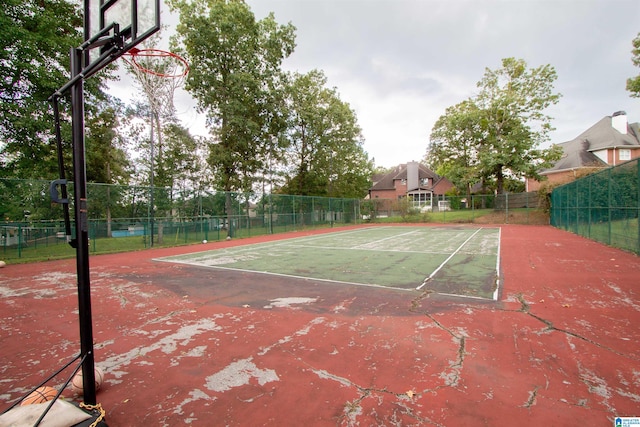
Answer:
[
  {"left": 284, "top": 226, "right": 385, "bottom": 244},
  {"left": 172, "top": 227, "right": 382, "bottom": 258},
  {"left": 160, "top": 226, "right": 491, "bottom": 261},
  {"left": 286, "top": 244, "right": 473, "bottom": 256},
  {"left": 154, "top": 258, "right": 415, "bottom": 292},
  {"left": 416, "top": 228, "right": 484, "bottom": 291},
  {"left": 492, "top": 227, "right": 502, "bottom": 300},
  {"left": 156, "top": 225, "right": 502, "bottom": 300},
  {"left": 353, "top": 229, "right": 422, "bottom": 249}
]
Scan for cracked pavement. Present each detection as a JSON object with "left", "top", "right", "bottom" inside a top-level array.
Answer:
[{"left": 1, "top": 224, "right": 639, "bottom": 426}]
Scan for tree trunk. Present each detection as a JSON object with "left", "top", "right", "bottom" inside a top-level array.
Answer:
[
  {"left": 496, "top": 167, "right": 504, "bottom": 195},
  {"left": 106, "top": 161, "right": 112, "bottom": 237},
  {"left": 225, "top": 190, "right": 232, "bottom": 238}
]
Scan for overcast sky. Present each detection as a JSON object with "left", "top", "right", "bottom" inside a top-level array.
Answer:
[{"left": 111, "top": 0, "right": 640, "bottom": 169}]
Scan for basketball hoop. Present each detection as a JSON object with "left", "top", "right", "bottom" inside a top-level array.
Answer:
[
  {"left": 122, "top": 47, "right": 190, "bottom": 78},
  {"left": 121, "top": 47, "right": 190, "bottom": 120}
]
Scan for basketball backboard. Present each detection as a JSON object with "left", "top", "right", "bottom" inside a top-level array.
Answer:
[{"left": 84, "top": 0, "right": 160, "bottom": 70}]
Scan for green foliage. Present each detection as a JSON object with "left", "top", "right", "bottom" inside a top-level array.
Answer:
[
  {"left": 503, "top": 178, "right": 526, "bottom": 193},
  {"left": 627, "top": 32, "right": 640, "bottom": 98},
  {"left": 360, "top": 200, "right": 378, "bottom": 221},
  {"left": 85, "top": 97, "right": 131, "bottom": 184},
  {"left": 428, "top": 58, "right": 562, "bottom": 195},
  {"left": 0, "top": 0, "right": 81, "bottom": 178},
  {"left": 0, "top": 0, "right": 112, "bottom": 180},
  {"left": 427, "top": 100, "right": 483, "bottom": 199},
  {"left": 169, "top": 0, "right": 296, "bottom": 195},
  {"left": 280, "top": 70, "right": 373, "bottom": 198},
  {"left": 475, "top": 58, "right": 562, "bottom": 193},
  {"left": 396, "top": 197, "right": 419, "bottom": 220}
]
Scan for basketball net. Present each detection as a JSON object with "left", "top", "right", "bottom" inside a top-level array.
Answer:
[{"left": 122, "top": 47, "right": 190, "bottom": 120}]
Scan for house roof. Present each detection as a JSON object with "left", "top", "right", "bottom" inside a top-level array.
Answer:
[
  {"left": 370, "top": 163, "right": 440, "bottom": 191},
  {"left": 544, "top": 138, "right": 607, "bottom": 173},
  {"left": 543, "top": 115, "right": 640, "bottom": 174}
]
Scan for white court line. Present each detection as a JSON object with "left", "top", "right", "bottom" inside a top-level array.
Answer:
[
  {"left": 156, "top": 227, "right": 382, "bottom": 261},
  {"left": 154, "top": 258, "right": 414, "bottom": 292},
  {"left": 492, "top": 227, "right": 502, "bottom": 301},
  {"left": 157, "top": 226, "right": 415, "bottom": 263},
  {"left": 285, "top": 226, "right": 386, "bottom": 244},
  {"left": 416, "top": 228, "right": 484, "bottom": 291},
  {"left": 286, "top": 243, "right": 454, "bottom": 256},
  {"left": 436, "top": 292, "right": 495, "bottom": 301},
  {"left": 352, "top": 229, "right": 422, "bottom": 249}
]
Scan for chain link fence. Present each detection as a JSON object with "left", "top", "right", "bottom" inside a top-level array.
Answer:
[
  {"left": 0, "top": 179, "right": 362, "bottom": 261},
  {"left": 364, "top": 192, "right": 547, "bottom": 224},
  {"left": 550, "top": 158, "right": 640, "bottom": 255},
  {"left": 1, "top": 178, "right": 551, "bottom": 261}
]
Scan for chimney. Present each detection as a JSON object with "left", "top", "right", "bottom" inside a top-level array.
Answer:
[
  {"left": 407, "top": 161, "right": 419, "bottom": 190},
  {"left": 612, "top": 111, "right": 627, "bottom": 135}
]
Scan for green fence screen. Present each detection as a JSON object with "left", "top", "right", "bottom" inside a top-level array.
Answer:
[{"left": 550, "top": 158, "right": 640, "bottom": 255}]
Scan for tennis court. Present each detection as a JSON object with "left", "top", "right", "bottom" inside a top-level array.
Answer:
[
  {"left": 2, "top": 224, "right": 640, "bottom": 426},
  {"left": 157, "top": 226, "right": 501, "bottom": 299}
]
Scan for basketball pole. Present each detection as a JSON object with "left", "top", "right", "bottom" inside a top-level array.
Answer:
[{"left": 70, "top": 45, "right": 97, "bottom": 406}]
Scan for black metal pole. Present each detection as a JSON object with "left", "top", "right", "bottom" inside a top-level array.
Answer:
[
  {"left": 51, "top": 97, "right": 73, "bottom": 242},
  {"left": 70, "top": 46, "right": 96, "bottom": 405}
]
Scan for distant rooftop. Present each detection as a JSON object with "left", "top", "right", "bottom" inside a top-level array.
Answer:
[{"left": 543, "top": 114, "right": 640, "bottom": 174}]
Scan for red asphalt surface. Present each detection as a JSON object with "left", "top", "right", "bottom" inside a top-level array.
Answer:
[{"left": 1, "top": 224, "right": 639, "bottom": 426}]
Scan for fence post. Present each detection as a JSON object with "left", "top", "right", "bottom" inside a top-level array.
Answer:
[
  {"left": 575, "top": 182, "right": 579, "bottom": 234},
  {"left": 18, "top": 225, "right": 22, "bottom": 258},
  {"left": 269, "top": 193, "right": 273, "bottom": 234},
  {"left": 471, "top": 195, "right": 475, "bottom": 221},
  {"left": 607, "top": 168, "right": 612, "bottom": 245},
  {"left": 248, "top": 205, "right": 251, "bottom": 237},
  {"left": 637, "top": 159, "right": 640, "bottom": 254},
  {"left": 505, "top": 193, "right": 509, "bottom": 224},
  {"left": 587, "top": 176, "right": 593, "bottom": 238},
  {"left": 565, "top": 187, "right": 569, "bottom": 231}
]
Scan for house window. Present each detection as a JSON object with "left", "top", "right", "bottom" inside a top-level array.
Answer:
[
  {"left": 420, "top": 178, "right": 429, "bottom": 186},
  {"left": 619, "top": 149, "right": 631, "bottom": 161},
  {"left": 401, "top": 179, "right": 406, "bottom": 185}
]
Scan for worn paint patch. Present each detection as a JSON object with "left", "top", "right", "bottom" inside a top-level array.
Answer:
[
  {"left": 172, "top": 389, "right": 214, "bottom": 416},
  {"left": 205, "top": 358, "right": 279, "bottom": 392},
  {"left": 102, "top": 317, "right": 222, "bottom": 380},
  {"left": 258, "top": 317, "right": 326, "bottom": 356},
  {"left": 263, "top": 297, "right": 318, "bottom": 309}
]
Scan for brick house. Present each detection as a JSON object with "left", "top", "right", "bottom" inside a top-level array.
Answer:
[
  {"left": 526, "top": 111, "right": 640, "bottom": 191},
  {"left": 368, "top": 161, "right": 453, "bottom": 209}
]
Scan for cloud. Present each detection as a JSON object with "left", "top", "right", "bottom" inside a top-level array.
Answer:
[
  {"left": 109, "top": 0, "right": 640, "bottom": 168},
  {"left": 249, "top": 0, "right": 640, "bottom": 167}
]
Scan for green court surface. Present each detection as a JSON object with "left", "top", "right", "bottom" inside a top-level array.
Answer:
[{"left": 157, "top": 226, "right": 501, "bottom": 300}]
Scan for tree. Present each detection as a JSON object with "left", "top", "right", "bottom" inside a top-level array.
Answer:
[
  {"left": 0, "top": 0, "right": 78, "bottom": 178},
  {"left": 627, "top": 32, "right": 640, "bottom": 97},
  {"left": 85, "top": 98, "right": 130, "bottom": 185},
  {"left": 168, "top": 0, "right": 295, "bottom": 236},
  {"left": 0, "top": 0, "right": 110, "bottom": 179},
  {"left": 427, "top": 100, "right": 484, "bottom": 201},
  {"left": 280, "top": 70, "right": 372, "bottom": 198},
  {"left": 475, "top": 58, "right": 562, "bottom": 193},
  {"left": 428, "top": 58, "right": 562, "bottom": 195},
  {"left": 160, "top": 124, "right": 208, "bottom": 217},
  {"left": 85, "top": 97, "right": 131, "bottom": 235}
]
